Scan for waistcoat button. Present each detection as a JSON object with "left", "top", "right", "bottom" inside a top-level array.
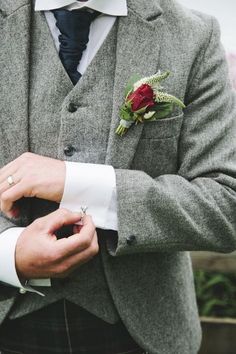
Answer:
[
  {"left": 68, "top": 103, "right": 78, "bottom": 113},
  {"left": 126, "top": 235, "right": 136, "bottom": 245},
  {"left": 64, "top": 145, "right": 76, "bottom": 157},
  {"left": 0, "top": 9, "right": 7, "bottom": 18}
]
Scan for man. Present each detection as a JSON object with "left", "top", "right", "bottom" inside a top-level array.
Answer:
[{"left": 0, "top": 0, "right": 236, "bottom": 353}]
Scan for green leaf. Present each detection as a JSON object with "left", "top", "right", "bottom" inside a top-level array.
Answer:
[
  {"left": 203, "top": 274, "right": 227, "bottom": 289},
  {"left": 202, "top": 299, "right": 225, "bottom": 317},
  {"left": 124, "top": 74, "right": 142, "bottom": 97},
  {"left": 149, "top": 103, "right": 173, "bottom": 120},
  {"left": 194, "top": 270, "right": 236, "bottom": 318},
  {"left": 119, "top": 105, "right": 133, "bottom": 121},
  {"left": 126, "top": 100, "right": 132, "bottom": 110}
]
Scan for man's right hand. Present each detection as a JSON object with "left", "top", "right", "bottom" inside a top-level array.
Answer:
[{"left": 15, "top": 209, "right": 99, "bottom": 280}]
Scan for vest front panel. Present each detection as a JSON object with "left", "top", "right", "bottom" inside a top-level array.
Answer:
[{"left": 9, "top": 11, "right": 119, "bottom": 324}]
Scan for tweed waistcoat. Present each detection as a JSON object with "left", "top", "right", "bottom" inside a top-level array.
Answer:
[{"left": 9, "top": 11, "right": 119, "bottom": 323}]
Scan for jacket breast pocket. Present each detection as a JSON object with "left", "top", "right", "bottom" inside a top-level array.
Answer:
[{"left": 131, "top": 114, "right": 184, "bottom": 177}]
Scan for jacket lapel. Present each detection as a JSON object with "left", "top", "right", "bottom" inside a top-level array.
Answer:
[
  {"left": 0, "top": 0, "right": 29, "bottom": 14},
  {"left": 0, "top": 0, "right": 31, "bottom": 165},
  {"left": 105, "top": 0, "right": 164, "bottom": 168}
]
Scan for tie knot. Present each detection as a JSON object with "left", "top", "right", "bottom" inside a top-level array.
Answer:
[
  {"left": 53, "top": 9, "right": 99, "bottom": 38},
  {"left": 52, "top": 8, "right": 99, "bottom": 85}
]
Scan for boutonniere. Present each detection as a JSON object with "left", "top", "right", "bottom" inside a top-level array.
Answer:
[{"left": 116, "top": 71, "right": 185, "bottom": 136}]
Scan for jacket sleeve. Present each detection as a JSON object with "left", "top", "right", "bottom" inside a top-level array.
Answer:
[
  {"left": 0, "top": 213, "right": 18, "bottom": 234},
  {"left": 0, "top": 197, "right": 30, "bottom": 234},
  {"left": 108, "top": 18, "right": 236, "bottom": 256}
]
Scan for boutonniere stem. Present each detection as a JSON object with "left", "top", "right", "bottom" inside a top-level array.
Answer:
[{"left": 116, "top": 71, "right": 185, "bottom": 136}]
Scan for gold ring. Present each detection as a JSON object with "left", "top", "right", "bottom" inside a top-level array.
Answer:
[{"left": 7, "top": 175, "right": 15, "bottom": 186}]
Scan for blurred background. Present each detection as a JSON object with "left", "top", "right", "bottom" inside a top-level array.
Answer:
[
  {"left": 177, "top": 1, "right": 236, "bottom": 353},
  {"left": 178, "top": 0, "right": 236, "bottom": 89}
]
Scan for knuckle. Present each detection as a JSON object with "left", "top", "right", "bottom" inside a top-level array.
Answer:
[
  {"left": 59, "top": 216, "right": 69, "bottom": 227},
  {"left": 32, "top": 217, "right": 44, "bottom": 230},
  {"left": 29, "top": 189, "right": 36, "bottom": 198},
  {"left": 41, "top": 250, "right": 54, "bottom": 264},
  {"left": 56, "top": 250, "right": 65, "bottom": 263},
  {"left": 44, "top": 252, "right": 58, "bottom": 264},
  {"left": 21, "top": 152, "right": 32, "bottom": 160},
  {"left": 91, "top": 242, "right": 99, "bottom": 256},
  {"left": 35, "top": 250, "right": 56, "bottom": 269},
  {"left": 48, "top": 249, "right": 61, "bottom": 263},
  {"left": 55, "top": 263, "right": 70, "bottom": 276},
  {"left": 85, "top": 214, "right": 92, "bottom": 222},
  {"left": 58, "top": 208, "right": 70, "bottom": 218},
  {"left": 1, "top": 193, "right": 8, "bottom": 202},
  {"left": 83, "top": 224, "right": 95, "bottom": 239},
  {"left": 82, "top": 236, "right": 92, "bottom": 249},
  {"left": 32, "top": 217, "right": 42, "bottom": 227},
  {"left": 86, "top": 215, "right": 95, "bottom": 227},
  {"left": 90, "top": 224, "right": 96, "bottom": 234}
]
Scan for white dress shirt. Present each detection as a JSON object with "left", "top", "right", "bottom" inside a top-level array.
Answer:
[{"left": 0, "top": 0, "right": 127, "bottom": 293}]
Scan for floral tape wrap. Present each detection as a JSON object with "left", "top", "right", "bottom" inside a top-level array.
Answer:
[{"left": 120, "top": 119, "right": 133, "bottom": 128}]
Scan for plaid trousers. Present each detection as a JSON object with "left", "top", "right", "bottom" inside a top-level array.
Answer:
[{"left": 0, "top": 300, "right": 145, "bottom": 354}]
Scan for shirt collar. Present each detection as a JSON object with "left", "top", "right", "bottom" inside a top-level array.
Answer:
[{"left": 35, "top": 0, "right": 127, "bottom": 16}]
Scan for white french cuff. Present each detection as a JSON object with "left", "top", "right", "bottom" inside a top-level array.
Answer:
[
  {"left": 60, "top": 162, "right": 118, "bottom": 230},
  {"left": 0, "top": 227, "right": 51, "bottom": 296}
]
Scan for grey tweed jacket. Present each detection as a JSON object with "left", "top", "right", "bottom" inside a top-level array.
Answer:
[{"left": 1, "top": 0, "right": 236, "bottom": 353}]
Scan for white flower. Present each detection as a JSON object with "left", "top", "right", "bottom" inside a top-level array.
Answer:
[
  {"left": 144, "top": 111, "right": 156, "bottom": 120},
  {"left": 133, "top": 71, "right": 170, "bottom": 91}
]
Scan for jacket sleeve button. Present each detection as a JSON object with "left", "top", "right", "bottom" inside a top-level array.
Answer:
[
  {"left": 68, "top": 103, "right": 78, "bottom": 113},
  {"left": 126, "top": 235, "right": 136, "bottom": 245},
  {"left": 64, "top": 145, "right": 76, "bottom": 157},
  {"left": 0, "top": 9, "right": 7, "bottom": 18}
]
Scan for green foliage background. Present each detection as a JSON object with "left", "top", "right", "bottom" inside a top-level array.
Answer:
[{"left": 194, "top": 271, "right": 236, "bottom": 318}]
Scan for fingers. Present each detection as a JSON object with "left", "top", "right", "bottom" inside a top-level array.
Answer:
[
  {"left": 0, "top": 153, "right": 31, "bottom": 214},
  {"left": 34, "top": 213, "right": 98, "bottom": 277},
  {"left": 0, "top": 179, "right": 28, "bottom": 215},
  {"left": 36, "top": 208, "right": 83, "bottom": 234},
  {"left": 55, "top": 215, "right": 96, "bottom": 257},
  {"left": 53, "top": 231, "right": 99, "bottom": 278},
  {"left": 0, "top": 153, "right": 66, "bottom": 212},
  {"left": 0, "top": 169, "right": 18, "bottom": 188},
  {"left": 0, "top": 171, "right": 20, "bottom": 208},
  {"left": 0, "top": 152, "right": 29, "bottom": 184},
  {"left": 0, "top": 172, "right": 18, "bottom": 194},
  {"left": 0, "top": 161, "right": 18, "bottom": 184},
  {"left": 15, "top": 211, "right": 98, "bottom": 279}
]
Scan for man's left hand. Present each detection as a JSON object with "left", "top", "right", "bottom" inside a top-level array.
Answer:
[{"left": 0, "top": 152, "right": 66, "bottom": 217}]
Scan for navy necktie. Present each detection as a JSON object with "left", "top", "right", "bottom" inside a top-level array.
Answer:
[{"left": 52, "top": 8, "right": 99, "bottom": 85}]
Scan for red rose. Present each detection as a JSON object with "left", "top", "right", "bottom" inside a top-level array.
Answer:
[{"left": 128, "top": 84, "right": 155, "bottom": 112}]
